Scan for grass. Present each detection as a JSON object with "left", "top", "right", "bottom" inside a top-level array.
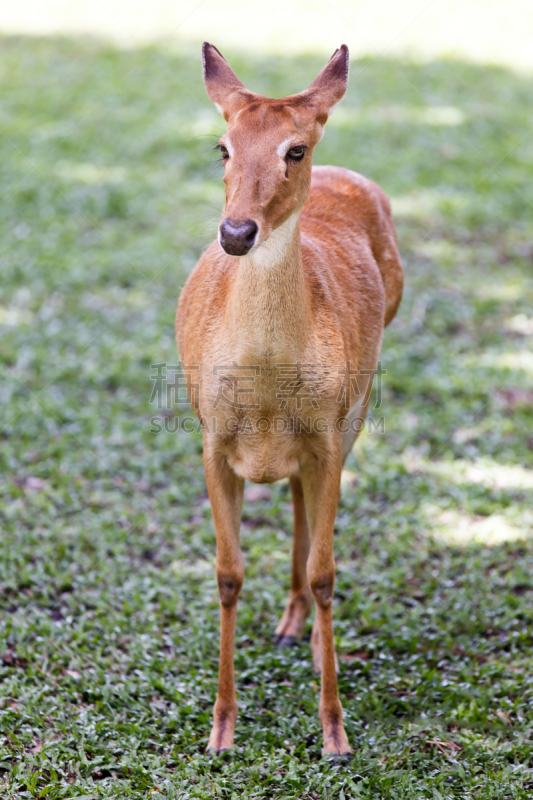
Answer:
[{"left": 0, "top": 33, "right": 533, "bottom": 799}]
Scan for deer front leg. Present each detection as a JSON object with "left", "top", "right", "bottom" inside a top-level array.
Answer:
[
  {"left": 300, "top": 448, "right": 350, "bottom": 757},
  {"left": 203, "top": 448, "right": 244, "bottom": 754},
  {"left": 275, "top": 474, "right": 313, "bottom": 646},
  {"left": 311, "top": 613, "right": 340, "bottom": 674}
]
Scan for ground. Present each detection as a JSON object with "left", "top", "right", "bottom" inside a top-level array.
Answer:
[{"left": 0, "top": 34, "right": 533, "bottom": 799}]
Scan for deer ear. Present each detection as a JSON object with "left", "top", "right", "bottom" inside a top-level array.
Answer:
[
  {"left": 202, "top": 42, "right": 253, "bottom": 121},
  {"left": 305, "top": 44, "right": 349, "bottom": 121}
]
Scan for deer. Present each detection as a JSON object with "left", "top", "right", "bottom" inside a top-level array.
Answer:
[{"left": 175, "top": 42, "right": 403, "bottom": 757}]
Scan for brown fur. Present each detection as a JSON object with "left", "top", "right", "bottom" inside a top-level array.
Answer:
[{"left": 175, "top": 43, "right": 403, "bottom": 755}]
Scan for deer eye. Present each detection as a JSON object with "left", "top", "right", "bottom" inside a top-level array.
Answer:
[
  {"left": 218, "top": 145, "right": 229, "bottom": 160},
  {"left": 287, "top": 146, "right": 305, "bottom": 160}
]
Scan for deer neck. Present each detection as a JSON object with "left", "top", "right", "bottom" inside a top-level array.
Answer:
[{"left": 227, "top": 212, "right": 309, "bottom": 362}]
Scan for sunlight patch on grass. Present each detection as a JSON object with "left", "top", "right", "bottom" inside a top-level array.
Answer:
[
  {"left": 404, "top": 452, "right": 533, "bottom": 491},
  {"left": 1, "top": 0, "right": 533, "bottom": 71},
  {"left": 341, "top": 468, "right": 358, "bottom": 488},
  {"left": 171, "top": 558, "right": 213, "bottom": 577},
  {"left": 55, "top": 161, "right": 128, "bottom": 185},
  {"left": 434, "top": 509, "right": 532, "bottom": 546},
  {"left": 0, "top": 306, "right": 33, "bottom": 326},
  {"left": 390, "top": 190, "right": 458, "bottom": 221},
  {"left": 474, "top": 283, "right": 526, "bottom": 301},
  {"left": 330, "top": 105, "right": 465, "bottom": 129},
  {"left": 505, "top": 314, "right": 533, "bottom": 337},
  {"left": 80, "top": 289, "right": 154, "bottom": 311},
  {"left": 479, "top": 350, "right": 533, "bottom": 376},
  {"left": 413, "top": 239, "right": 474, "bottom": 265}
]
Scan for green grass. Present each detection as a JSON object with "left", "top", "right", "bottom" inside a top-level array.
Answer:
[{"left": 1, "top": 33, "right": 533, "bottom": 799}]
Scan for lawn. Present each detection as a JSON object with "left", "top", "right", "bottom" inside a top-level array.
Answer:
[{"left": 0, "top": 33, "right": 533, "bottom": 799}]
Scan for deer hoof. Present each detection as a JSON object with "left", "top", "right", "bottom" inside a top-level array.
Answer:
[
  {"left": 274, "top": 634, "right": 298, "bottom": 647},
  {"left": 207, "top": 746, "right": 232, "bottom": 756},
  {"left": 323, "top": 750, "right": 352, "bottom": 763}
]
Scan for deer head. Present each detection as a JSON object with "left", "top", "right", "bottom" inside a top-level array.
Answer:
[{"left": 202, "top": 43, "right": 349, "bottom": 256}]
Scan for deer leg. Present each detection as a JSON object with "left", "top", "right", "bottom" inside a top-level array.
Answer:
[
  {"left": 300, "top": 448, "right": 350, "bottom": 757},
  {"left": 203, "top": 448, "right": 244, "bottom": 754},
  {"left": 274, "top": 474, "right": 313, "bottom": 646},
  {"left": 311, "top": 613, "right": 339, "bottom": 675}
]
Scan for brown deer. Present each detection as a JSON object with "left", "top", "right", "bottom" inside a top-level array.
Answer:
[{"left": 175, "top": 42, "right": 403, "bottom": 756}]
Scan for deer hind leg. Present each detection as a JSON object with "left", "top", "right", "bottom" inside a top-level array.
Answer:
[
  {"left": 300, "top": 449, "right": 350, "bottom": 757},
  {"left": 203, "top": 447, "right": 244, "bottom": 754},
  {"left": 274, "top": 474, "right": 313, "bottom": 646}
]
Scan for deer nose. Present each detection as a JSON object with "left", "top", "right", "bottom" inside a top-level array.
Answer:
[{"left": 219, "top": 218, "right": 258, "bottom": 256}]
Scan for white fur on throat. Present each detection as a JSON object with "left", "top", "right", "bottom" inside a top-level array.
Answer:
[
  {"left": 231, "top": 210, "right": 306, "bottom": 352},
  {"left": 247, "top": 212, "right": 299, "bottom": 269}
]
